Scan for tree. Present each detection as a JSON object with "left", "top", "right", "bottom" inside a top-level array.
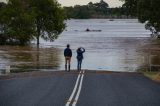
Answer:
[
  {"left": 137, "top": 0, "right": 160, "bottom": 33},
  {"left": 64, "top": 1, "right": 111, "bottom": 19},
  {"left": 29, "top": 0, "right": 65, "bottom": 46},
  {"left": 0, "top": 0, "right": 65, "bottom": 45},
  {"left": 120, "top": 0, "right": 138, "bottom": 17},
  {"left": 0, "top": 2, "right": 7, "bottom": 44},
  {"left": 72, "top": 5, "right": 91, "bottom": 19},
  {"left": 0, "top": 0, "right": 34, "bottom": 45},
  {"left": 120, "top": 0, "right": 160, "bottom": 34},
  {"left": 93, "top": 0, "right": 109, "bottom": 15}
]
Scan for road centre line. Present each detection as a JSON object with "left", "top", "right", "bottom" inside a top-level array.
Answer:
[
  {"left": 65, "top": 70, "right": 85, "bottom": 106},
  {"left": 72, "top": 70, "right": 85, "bottom": 106},
  {"left": 65, "top": 71, "right": 82, "bottom": 106}
]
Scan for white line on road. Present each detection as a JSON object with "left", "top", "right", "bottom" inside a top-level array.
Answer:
[
  {"left": 65, "top": 70, "right": 85, "bottom": 106},
  {"left": 72, "top": 70, "right": 85, "bottom": 106},
  {"left": 65, "top": 71, "right": 82, "bottom": 106}
]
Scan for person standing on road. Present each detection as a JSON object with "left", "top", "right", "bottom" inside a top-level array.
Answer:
[
  {"left": 64, "top": 44, "right": 72, "bottom": 71},
  {"left": 76, "top": 47, "right": 85, "bottom": 71}
]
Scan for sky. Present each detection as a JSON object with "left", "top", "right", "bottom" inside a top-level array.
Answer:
[
  {"left": 58, "top": 0, "right": 123, "bottom": 7},
  {"left": 0, "top": 0, "right": 124, "bottom": 7}
]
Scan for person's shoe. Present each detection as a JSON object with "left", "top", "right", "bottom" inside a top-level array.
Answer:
[
  {"left": 68, "top": 65, "right": 70, "bottom": 72},
  {"left": 65, "top": 65, "right": 67, "bottom": 71}
]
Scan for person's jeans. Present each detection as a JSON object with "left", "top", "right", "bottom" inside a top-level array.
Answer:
[{"left": 77, "top": 59, "right": 82, "bottom": 70}]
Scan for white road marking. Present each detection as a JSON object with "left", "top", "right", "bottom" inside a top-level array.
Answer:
[
  {"left": 72, "top": 70, "right": 85, "bottom": 106},
  {"left": 65, "top": 71, "right": 82, "bottom": 106},
  {"left": 65, "top": 70, "right": 85, "bottom": 106}
]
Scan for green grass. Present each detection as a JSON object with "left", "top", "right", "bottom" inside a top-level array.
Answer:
[
  {"left": 141, "top": 71, "right": 160, "bottom": 81},
  {"left": 142, "top": 71, "right": 158, "bottom": 79}
]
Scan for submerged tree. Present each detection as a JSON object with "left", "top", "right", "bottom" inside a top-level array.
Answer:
[
  {"left": 0, "top": 0, "right": 65, "bottom": 45},
  {"left": 0, "top": 0, "right": 35, "bottom": 45},
  {"left": 29, "top": 0, "right": 65, "bottom": 46}
]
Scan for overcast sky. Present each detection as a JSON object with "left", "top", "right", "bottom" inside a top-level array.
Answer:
[
  {"left": 58, "top": 0, "right": 123, "bottom": 7},
  {"left": 0, "top": 0, "right": 123, "bottom": 7}
]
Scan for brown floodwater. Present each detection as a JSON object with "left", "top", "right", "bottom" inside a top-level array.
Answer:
[
  {"left": 0, "top": 38, "right": 160, "bottom": 73},
  {"left": 0, "top": 45, "right": 62, "bottom": 73},
  {"left": 1, "top": 19, "right": 160, "bottom": 73}
]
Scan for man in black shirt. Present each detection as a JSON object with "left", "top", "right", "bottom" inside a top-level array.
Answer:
[{"left": 64, "top": 44, "right": 72, "bottom": 71}]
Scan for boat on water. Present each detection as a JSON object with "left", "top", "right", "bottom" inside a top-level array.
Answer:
[
  {"left": 109, "top": 19, "right": 114, "bottom": 21},
  {"left": 85, "top": 28, "right": 102, "bottom": 32}
]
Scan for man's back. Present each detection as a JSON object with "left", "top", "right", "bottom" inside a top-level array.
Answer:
[
  {"left": 64, "top": 44, "right": 72, "bottom": 71},
  {"left": 64, "top": 48, "right": 72, "bottom": 57}
]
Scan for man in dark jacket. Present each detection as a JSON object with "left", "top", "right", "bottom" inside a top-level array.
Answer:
[{"left": 64, "top": 44, "right": 72, "bottom": 71}]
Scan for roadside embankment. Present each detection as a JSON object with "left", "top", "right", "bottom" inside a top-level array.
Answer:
[{"left": 141, "top": 71, "right": 160, "bottom": 82}]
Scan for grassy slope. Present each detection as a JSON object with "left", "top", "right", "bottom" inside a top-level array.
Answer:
[{"left": 142, "top": 71, "right": 160, "bottom": 82}]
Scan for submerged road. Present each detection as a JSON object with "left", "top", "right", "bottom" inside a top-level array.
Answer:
[{"left": 0, "top": 70, "right": 160, "bottom": 106}]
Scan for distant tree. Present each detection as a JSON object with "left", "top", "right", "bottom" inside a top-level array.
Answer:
[
  {"left": 0, "top": 2, "right": 6, "bottom": 8},
  {"left": 88, "top": 2, "right": 93, "bottom": 7},
  {"left": 64, "top": 6, "right": 74, "bottom": 19},
  {"left": 120, "top": 0, "right": 137, "bottom": 17},
  {"left": 99, "top": 0, "right": 109, "bottom": 14},
  {"left": 109, "top": 7, "right": 124, "bottom": 18},
  {"left": 64, "top": 0, "right": 133, "bottom": 19},
  {"left": 93, "top": 0, "right": 109, "bottom": 15},
  {"left": 72, "top": 5, "right": 91, "bottom": 19}
]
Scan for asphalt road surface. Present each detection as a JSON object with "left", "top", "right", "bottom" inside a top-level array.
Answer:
[{"left": 0, "top": 70, "right": 160, "bottom": 106}]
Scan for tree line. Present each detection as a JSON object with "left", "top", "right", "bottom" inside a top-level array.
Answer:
[
  {"left": 64, "top": 0, "right": 160, "bottom": 36},
  {"left": 64, "top": 1, "right": 134, "bottom": 19},
  {"left": 0, "top": 0, "right": 65, "bottom": 46}
]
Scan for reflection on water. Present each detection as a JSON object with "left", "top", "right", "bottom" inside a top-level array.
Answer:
[
  {"left": 1, "top": 19, "right": 160, "bottom": 73},
  {"left": 143, "top": 41, "right": 160, "bottom": 71},
  {"left": 0, "top": 45, "right": 62, "bottom": 73}
]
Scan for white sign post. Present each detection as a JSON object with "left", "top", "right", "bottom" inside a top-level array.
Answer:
[{"left": 5, "top": 66, "right": 10, "bottom": 74}]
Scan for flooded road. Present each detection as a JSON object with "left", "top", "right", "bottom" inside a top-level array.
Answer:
[
  {"left": 0, "top": 46, "right": 62, "bottom": 73},
  {"left": 1, "top": 19, "right": 160, "bottom": 73}
]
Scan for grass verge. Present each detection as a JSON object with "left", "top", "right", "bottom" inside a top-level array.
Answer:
[{"left": 141, "top": 71, "right": 160, "bottom": 82}]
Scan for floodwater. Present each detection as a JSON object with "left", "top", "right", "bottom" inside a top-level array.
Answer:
[{"left": 1, "top": 19, "right": 160, "bottom": 73}]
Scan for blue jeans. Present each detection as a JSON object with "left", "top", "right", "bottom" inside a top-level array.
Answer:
[{"left": 77, "top": 59, "right": 82, "bottom": 70}]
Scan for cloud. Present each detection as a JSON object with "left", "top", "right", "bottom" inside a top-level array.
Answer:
[
  {"left": 0, "top": 0, "right": 123, "bottom": 7},
  {"left": 0, "top": 0, "right": 6, "bottom": 3},
  {"left": 58, "top": 0, "right": 123, "bottom": 7}
]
